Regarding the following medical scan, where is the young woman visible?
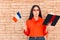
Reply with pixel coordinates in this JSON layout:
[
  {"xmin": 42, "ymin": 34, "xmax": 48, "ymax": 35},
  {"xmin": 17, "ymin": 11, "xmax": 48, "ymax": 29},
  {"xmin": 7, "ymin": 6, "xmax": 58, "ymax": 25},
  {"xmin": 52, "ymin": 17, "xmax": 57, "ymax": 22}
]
[{"xmin": 23, "ymin": 5, "xmax": 48, "ymax": 40}]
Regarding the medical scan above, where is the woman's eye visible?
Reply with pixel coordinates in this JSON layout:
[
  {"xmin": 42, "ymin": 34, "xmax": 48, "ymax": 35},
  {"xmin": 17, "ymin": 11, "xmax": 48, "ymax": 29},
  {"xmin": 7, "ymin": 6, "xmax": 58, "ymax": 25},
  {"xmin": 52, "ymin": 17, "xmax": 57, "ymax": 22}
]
[{"xmin": 33, "ymin": 9, "xmax": 35, "ymax": 11}]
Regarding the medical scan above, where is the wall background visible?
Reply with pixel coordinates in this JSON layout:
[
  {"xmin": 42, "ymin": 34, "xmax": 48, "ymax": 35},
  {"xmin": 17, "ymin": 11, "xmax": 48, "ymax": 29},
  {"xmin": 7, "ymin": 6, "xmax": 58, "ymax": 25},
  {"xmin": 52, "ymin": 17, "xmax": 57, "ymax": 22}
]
[{"xmin": 0, "ymin": 0, "xmax": 60, "ymax": 40}]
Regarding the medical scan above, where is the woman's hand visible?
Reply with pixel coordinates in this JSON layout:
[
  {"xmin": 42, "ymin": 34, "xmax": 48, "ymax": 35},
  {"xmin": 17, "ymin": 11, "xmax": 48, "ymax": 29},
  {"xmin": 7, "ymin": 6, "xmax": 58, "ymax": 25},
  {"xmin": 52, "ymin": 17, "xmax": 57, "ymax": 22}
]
[
  {"xmin": 44, "ymin": 33, "xmax": 48, "ymax": 40},
  {"xmin": 46, "ymin": 24, "xmax": 55, "ymax": 31},
  {"xmin": 23, "ymin": 22, "xmax": 30, "ymax": 36},
  {"xmin": 45, "ymin": 24, "xmax": 55, "ymax": 40},
  {"xmin": 23, "ymin": 22, "xmax": 27, "ymax": 31}
]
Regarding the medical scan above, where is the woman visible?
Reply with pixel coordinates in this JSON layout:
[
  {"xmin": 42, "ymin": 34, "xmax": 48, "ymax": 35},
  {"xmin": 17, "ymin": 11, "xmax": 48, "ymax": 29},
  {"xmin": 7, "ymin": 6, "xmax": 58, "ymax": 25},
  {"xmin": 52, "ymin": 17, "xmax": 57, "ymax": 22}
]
[{"xmin": 23, "ymin": 5, "xmax": 48, "ymax": 40}]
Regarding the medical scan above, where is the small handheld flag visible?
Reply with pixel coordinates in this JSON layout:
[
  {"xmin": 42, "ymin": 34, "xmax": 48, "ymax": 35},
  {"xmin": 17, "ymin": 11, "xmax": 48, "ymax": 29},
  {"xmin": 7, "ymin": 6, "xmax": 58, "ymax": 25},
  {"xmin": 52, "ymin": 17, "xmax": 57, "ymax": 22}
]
[
  {"xmin": 17, "ymin": 11, "xmax": 21, "ymax": 18},
  {"xmin": 12, "ymin": 11, "xmax": 21, "ymax": 22}
]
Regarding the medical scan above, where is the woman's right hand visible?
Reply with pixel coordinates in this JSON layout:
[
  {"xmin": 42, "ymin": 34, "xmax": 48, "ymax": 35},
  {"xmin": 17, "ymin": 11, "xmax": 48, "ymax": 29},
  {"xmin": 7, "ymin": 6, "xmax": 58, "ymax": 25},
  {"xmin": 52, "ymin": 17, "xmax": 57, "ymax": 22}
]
[
  {"xmin": 23, "ymin": 22, "xmax": 27, "ymax": 31},
  {"xmin": 23, "ymin": 22, "xmax": 30, "ymax": 36}
]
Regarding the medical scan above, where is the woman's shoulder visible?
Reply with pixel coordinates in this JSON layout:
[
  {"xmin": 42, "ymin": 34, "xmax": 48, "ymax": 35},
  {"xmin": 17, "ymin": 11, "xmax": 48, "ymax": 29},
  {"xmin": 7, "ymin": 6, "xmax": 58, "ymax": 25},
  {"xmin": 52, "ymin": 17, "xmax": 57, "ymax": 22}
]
[{"xmin": 26, "ymin": 19, "xmax": 31, "ymax": 23}]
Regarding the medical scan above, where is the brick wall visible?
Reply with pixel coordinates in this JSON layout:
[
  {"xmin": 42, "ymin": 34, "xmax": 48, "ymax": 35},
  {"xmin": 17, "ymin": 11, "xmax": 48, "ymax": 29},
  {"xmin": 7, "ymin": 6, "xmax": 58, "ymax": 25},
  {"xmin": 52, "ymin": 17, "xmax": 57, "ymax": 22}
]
[{"xmin": 0, "ymin": 0, "xmax": 60, "ymax": 40}]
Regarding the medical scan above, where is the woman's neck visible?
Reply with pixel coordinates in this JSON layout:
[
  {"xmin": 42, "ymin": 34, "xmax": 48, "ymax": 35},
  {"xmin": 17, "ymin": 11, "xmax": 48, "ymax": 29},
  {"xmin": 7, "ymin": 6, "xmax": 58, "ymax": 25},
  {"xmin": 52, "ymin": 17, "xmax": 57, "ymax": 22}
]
[{"xmin": 34, "ymin": 16, "xmax": 38, "ymax": 21}]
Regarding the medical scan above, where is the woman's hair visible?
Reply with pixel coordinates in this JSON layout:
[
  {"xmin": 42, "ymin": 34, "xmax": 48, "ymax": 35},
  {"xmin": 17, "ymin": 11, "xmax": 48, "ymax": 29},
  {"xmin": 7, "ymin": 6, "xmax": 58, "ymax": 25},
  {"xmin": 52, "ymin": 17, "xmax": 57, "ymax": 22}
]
[{"xmin": 28, "ymin": 5, "xmax": 42, "ymax": 20}]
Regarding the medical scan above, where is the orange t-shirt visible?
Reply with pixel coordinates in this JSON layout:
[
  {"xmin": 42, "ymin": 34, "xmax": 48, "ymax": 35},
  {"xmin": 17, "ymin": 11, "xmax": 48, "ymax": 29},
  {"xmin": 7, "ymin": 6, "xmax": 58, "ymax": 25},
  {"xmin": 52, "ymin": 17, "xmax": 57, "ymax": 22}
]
[{"xmin": 24, "ymin": 17, "xmax": 48, "ymax": 37}]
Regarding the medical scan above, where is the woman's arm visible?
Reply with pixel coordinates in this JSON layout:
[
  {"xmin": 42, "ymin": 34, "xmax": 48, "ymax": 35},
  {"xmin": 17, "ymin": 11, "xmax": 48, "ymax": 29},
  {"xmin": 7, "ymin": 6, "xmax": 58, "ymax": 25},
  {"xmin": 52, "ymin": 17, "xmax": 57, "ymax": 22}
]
[
  {"xmin": 43, "ymin": 25, "xmax": 48, "ymax": 36},
  {"xmin": 43, "ymin": 25, "xmax": 48, "ymax": 39},
  {"xmin": 23, "ymin": 21, "xmax": 30, "ymax": 36}
]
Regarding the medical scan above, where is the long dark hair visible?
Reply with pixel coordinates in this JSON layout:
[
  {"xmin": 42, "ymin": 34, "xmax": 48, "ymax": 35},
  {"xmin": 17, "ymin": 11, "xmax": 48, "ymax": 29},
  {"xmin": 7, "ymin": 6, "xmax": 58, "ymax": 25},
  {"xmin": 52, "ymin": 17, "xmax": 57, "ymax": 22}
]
[{"xmin": 29, "ymin": 5, "xmax": 42, "ymax": 20}]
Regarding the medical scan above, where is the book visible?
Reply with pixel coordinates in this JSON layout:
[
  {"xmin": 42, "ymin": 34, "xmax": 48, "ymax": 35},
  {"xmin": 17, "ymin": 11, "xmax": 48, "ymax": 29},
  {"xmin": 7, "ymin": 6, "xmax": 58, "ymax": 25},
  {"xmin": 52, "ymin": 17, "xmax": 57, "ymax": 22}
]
[{"xmin": 43, "ymin": 14, "xmax": 60, "ymax": 26}]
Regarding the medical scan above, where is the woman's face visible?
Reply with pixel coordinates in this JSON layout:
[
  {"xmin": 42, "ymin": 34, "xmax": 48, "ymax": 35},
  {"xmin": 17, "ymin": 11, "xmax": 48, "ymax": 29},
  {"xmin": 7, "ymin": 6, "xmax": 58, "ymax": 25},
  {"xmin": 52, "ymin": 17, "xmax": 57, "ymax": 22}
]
[{"xmin": 33, "ymin": 7, "xmax": 39, "ymax": 17}]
